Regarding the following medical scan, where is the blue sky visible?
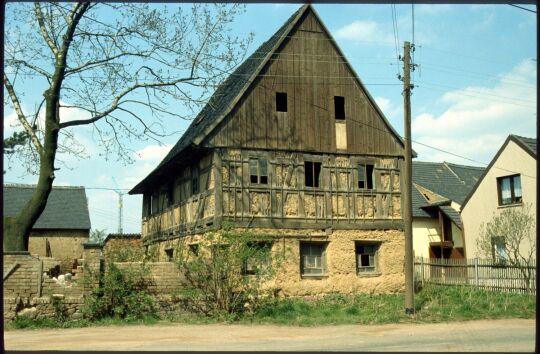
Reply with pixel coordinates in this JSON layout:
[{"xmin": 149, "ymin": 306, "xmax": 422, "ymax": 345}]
[{"xmin": 4, "ymin": 3, "xmax": 537, "ymax": 234}]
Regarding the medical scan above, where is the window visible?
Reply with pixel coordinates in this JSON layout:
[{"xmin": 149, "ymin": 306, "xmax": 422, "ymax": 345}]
[
  {"xmin": 300, "ymin": 242, "xmax": 327, "ymax": 276},
  {"xmin": 166, "ymin": 182, "xmax": 174, "ymax": 207},
  {"xmin": 151, "ymin": 193, "xmax": 159, "ymax": 214},
  {"xmin": 358, "ymin": 163, "xmax": 374, "ymax": 189},
  {"xmin": 497, "ymin": 174, "xmax": 522, "ymax": 205},
  {"xmin": 242, "ymin": 242, "xmax": 272, "ymax": 275},
  {"xmin": 165, "ymin": 248, "xmax": 174, "ymax": 262},
  {"xmin": 491, "ymin": 236, "xmax": 507, "ymax": 264},
  {"xmin": 250, "ymin": 158, "xmax": 268, "ymax": 184},
  {"xmin": 305, "ymin": 161, "xmax": 322, "ymax": 188},
  {"xmin": 191, "ymin": 167, "xmax": 199, "ymax": 195},
  {"xmin": 189, "ymin": 244, "xmax": 199, "ymax": 257},
  {"xmin": 334, "ymin": 96, "xmax": 345, "ymax": 120},
  {"xmin": 276, "ymin": 92, "xmax": 287, "ymax": 112},
  {"xmin": 355, "ymin": 242, "xmax": 380, "ymax": 274}
]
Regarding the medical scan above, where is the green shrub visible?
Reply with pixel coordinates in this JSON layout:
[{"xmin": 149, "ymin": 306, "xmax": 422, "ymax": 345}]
[{"xmin": 81, "ymin": 263, "xmax": 156, "ymax": 321}]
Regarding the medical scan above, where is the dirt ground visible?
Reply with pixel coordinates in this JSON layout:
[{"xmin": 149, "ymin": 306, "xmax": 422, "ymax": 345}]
[{"xmin": 3, "ymin": 318, "xmax": 535, "ymax": 351}]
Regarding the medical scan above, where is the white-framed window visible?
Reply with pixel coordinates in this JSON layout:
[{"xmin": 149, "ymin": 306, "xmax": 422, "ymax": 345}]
[
  {"xmin": 491, "ymin": 236, "xmax": 507, "ymax": 263},
  {"xmin": 300, "ymin": 242, "xmax": 327, "ymax": 276}
]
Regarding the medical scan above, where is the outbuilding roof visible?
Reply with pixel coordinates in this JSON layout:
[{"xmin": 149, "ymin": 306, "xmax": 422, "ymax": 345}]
[
  {"xmin": 412, "ymin": 161, "xmax": 485, "ymax": 218},
  {"xmin": 3, "ymin": 184, "xmax": 91, "ymax": 230}
]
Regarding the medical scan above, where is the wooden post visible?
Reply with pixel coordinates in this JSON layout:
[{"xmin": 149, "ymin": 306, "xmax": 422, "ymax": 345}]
[
  {"xmin": 402, "ymin": 41, "xmax": 414, "ymax": 315},
  {"xmin": 474, "ymin": 258, "xmax": 479, "ymax": 287},
  {"xmin": 420, "ymin": 257, "xmax": 425, "ymax": 287}
]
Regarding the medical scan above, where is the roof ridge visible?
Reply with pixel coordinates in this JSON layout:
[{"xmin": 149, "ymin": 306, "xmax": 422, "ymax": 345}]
[{"xmin": 4, "ymin": 183, "xmax": 86, "ymax": 190}]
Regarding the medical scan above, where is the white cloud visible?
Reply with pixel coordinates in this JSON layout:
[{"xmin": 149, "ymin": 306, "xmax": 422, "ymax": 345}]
[
  {"xmin": 374, "ymin": 96, "xmax": 401, "ymax": 121},
  {"xmin": 135, "ymin": 144, "xmax": 174, "ymax": 162},
  {"xmin": 335, "ymin": 20, "xmax": 394, "ymax": 45},
  {"xmin": 412, "ymin": 60, "xmax": 536, "ymax": 164}
]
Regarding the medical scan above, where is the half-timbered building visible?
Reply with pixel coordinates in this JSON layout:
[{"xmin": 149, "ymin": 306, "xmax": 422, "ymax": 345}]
[{"xmin": 130, "ymin": 4, "xmax": 409, "ymax": 295}]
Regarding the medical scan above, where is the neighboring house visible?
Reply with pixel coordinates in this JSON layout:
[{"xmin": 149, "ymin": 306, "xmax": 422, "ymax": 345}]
[
  {"xmin": 3, "ymin": 184, "xmax": 91, "ymax": 267},
  {"xmin": 461, "ymin": 135, "xmax": 537, "ymax": 260},
  {"xmin": 130, "ymin": 4, "xmax": 411, "ymax": 296},
  {"xmin": 412, "ymin": 161, "xmax": 484, "ymax": 259}
]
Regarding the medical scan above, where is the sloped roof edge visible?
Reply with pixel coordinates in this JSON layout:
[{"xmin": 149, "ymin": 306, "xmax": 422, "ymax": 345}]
[{"xmin": 460, "ymin": 134, "xmax": 536, "ymax": 210}]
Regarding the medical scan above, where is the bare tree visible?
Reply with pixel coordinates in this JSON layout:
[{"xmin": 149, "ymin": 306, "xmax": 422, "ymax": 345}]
[
  {"xmin": 3, "ymin": 3, "xmax": 252, "ymax": 251},
  {"xmin": 476, "ymin": 203, "xmax": 536, "ymax": 291}
]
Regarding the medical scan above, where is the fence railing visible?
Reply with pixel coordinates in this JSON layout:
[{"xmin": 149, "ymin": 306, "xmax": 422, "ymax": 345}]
[{"xmin": 414, "ymin": 257, "xmax": 536, "ymax": 295}]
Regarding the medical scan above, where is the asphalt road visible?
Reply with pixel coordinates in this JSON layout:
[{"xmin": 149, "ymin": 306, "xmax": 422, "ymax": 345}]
[{"xmin": 3, "ymin": 318, "xmax": 535, "ymax": 351}]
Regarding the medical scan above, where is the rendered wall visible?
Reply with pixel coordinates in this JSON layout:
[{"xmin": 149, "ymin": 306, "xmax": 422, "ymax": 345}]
[
  {"xmin": 461, "ymin": 140, "xmax": 537, "ymax": 258},
  {"xmin": 28, "ymin": 229, "xmax": 89, "ymax": 271},
  {"xmin": 412, "ymin": 217, "xmax": 441, "ymax": 258},
  {"xmin": 148, "ymin": 227, "xmax": 405, "ymax": 296}
]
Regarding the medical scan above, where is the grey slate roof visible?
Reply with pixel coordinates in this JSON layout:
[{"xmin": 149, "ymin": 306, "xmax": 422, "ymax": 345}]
[
  {"xmin": 412, "ymin": 161, "xmax": 484, "ymax": 218},
  {"xmin": 512, "ymin": 134, "xmax": 536, "ymax": 156},
  {"xmin": 3, "ymin": 184, "xmax": 91, "ymax": 230},
  {"xmin": 439, "ymin": 206, "xmax": 462, "ymax": 229}
]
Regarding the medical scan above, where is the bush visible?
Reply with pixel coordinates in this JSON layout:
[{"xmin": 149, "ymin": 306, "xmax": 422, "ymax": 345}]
[
  {"xmin": 175, "ymin": 228, "xmax": 283, "ymax": 318},
  {"xmin": 81, "ymin": 262, "xmax": 156, "ymax": 321}
]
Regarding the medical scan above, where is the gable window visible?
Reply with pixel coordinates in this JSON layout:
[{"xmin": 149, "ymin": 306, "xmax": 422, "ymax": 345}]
[
  {"xmin": 355, "ymin": 242, "xmax": 380, "ymax": 274},
  {"xmin": 191, "ymin": 167, "xmax": 200, "ymax": 195},
  {"xmin": 497, "ymin": 174, "xmax": 522, "ymax": 205},
  {"xmin": 300, "ymin": 242, "xmax": 327, "ymax": 276},
  {"xmin": 358, "ymin": 163, "xmax": 374, "ymax": 189},
  {"xmin": 242, "ymin": 242, "xmax": 272, "ymax": 276},
  {"xmin": 166, "ymin": 182, "xmax": 174, "ymax": 207},
  {"xmin": 334, "ymin": 96, "xmax": 345, "ymax": 120},
  {"xmin": 491, "ymin": 236, "xmax": 507, "ymax": 264},
  {"xmin": 250, "ymin": 158, "xmax": 268, "ymax": 184},
  {"xmin": 305, "ymin": 161, "xmax": 322, "ymax": 188},
  {"xmin": 276, "ymin": 92, "xmax": 287, "ymax": 112}
]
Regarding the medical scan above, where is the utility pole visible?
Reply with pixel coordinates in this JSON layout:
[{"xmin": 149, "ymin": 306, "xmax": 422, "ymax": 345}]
[
  {"xmin": 402, "ymin": 41, "xmax": 415, "ymax": 315},
  {"xmin": 112, "ymin": 177, "xmax": 124, "ymax": 235}
]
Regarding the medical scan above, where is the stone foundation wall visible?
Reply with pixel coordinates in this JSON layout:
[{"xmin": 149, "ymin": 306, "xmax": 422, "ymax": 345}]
[{"xmin": 113, "ymin": 261, "xmax": 184, "ymax": 295}]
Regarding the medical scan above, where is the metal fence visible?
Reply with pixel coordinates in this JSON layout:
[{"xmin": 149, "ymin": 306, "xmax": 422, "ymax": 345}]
[{"xmin": 414, "ymin": 257, "xmax": 536, "ymax": 295}]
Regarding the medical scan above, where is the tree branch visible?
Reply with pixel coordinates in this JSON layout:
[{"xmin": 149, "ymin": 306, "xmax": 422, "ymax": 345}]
[
  {"xmin": 58, "ymin": 76, "xmax": 198, "ymax": 129},
  {"xmin": 3, "ymin": 73, "xmax": 44, "ymax": 154},
  {"xmin": 34, "ymin": 3, "xmax": 59, "ymax": 56}
]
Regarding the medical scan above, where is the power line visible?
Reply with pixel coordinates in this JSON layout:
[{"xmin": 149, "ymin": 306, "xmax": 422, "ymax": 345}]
[{"xmin": 509, "ymin": 4, "xmax": 536, "ymax": 13}]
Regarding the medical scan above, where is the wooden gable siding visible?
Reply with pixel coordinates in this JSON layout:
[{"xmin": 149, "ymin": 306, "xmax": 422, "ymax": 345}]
[{"xmin": 205, "ymin": 10, "xmax": 403, "ymax": 156}]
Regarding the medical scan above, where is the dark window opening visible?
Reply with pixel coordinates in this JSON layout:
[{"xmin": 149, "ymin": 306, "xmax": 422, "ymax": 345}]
[
  {"xmin": 276, "ymin": 92, "xmax": 288, "ymax": 112},
  {"xmin": 358, "ymin": 163, "xmax": 374, "ymax": 189},
  {"xmin": 355, "ymin": 242, "xmax": 380, "ymax": 274},
  {"xmin": 151, "ymin": 193, "xmax": 159, "ymax": 215},
  {"xmin": 189, "ymin": 244, "xmax": 199, "ymax": 257},
  {"xmin": 334, "ymin": 96, "xmax": 345, "ymax": 120},
  {"xmin": 191, "ymin": 167, "xmax": 199, "ymax": 195},
  {"xmin": 250, "ymin": 159, "xmax": 268, "ymax": 184},
  {"xmin": 165, "ymin": 248, "xmax": 174, "ymax": 262},
  {"xmin": 497, "ymin": 174, "xmax": 522, "ymax": 205},
  {"xmin": 305, "ymin": 161, "xmax": 322, "ymax": 188},
  {"xmin": 167, "ymin": 182, "xmax": 174, "ymax": 207}
]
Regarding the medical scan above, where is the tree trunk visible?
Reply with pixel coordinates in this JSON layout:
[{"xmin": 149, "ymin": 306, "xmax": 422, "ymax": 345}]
[{"xmin": 3, "ymin": 106, "xmax": 58, "ymax": 252}]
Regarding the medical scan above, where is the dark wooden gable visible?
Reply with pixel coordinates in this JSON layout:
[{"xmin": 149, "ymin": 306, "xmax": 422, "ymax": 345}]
[{"xmin": 205, "ymin": 7, "xmax": 405, "ymax": 156}]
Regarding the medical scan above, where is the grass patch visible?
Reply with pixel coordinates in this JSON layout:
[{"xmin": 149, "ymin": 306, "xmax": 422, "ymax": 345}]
[{"xmin": 6, "ymin": 284, "xmax": 535, "ymax": 329}]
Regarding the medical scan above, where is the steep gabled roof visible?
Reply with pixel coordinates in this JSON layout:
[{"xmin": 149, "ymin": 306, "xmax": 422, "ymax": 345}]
[
  {"xmin": 460, "ymin": 134, "xmax": 536, "ymax": 210},
  {"xmin": 512, "ymin": 134, "xmax": 536, "ymax": 157},
  {"xmin": 3, "ymin": 184, "xmax": 91, "ymax": 231},
  {"xmin": 412, "ymin": 161, "xmax": 484, "ymax": 218},
  {"xmin": 130, "ymin": 4, "xmax": 409, "ymax": 194}
]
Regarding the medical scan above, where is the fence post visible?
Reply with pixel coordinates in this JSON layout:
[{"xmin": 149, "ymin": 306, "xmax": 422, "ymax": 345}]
[
  {"xmin": 421, "ymin": 257, "xmax": 425, "ymax": 287},
  {"xmin": 474, "ymin": 258, "xmax": 479, "ymax": 287}
]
